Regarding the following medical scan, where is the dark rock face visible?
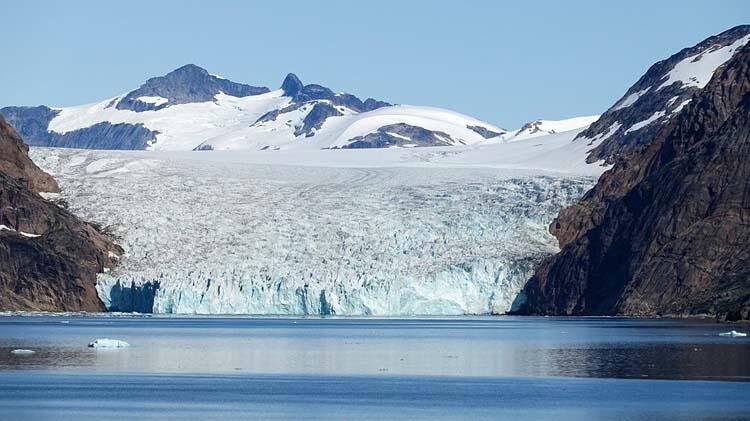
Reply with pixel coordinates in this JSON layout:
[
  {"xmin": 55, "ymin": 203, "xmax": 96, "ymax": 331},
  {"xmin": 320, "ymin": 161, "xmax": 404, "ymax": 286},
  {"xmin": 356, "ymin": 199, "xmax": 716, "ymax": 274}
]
[
  {"xmin": 294, "ymin": 103, "xmax": 343, "ymax": 137},
  {"xmin": 0, "ymin": 106, "xmax": 59, "ymax": 145},
  {"xmin": 192, "ymin": 143, "xmax": 214, "ymax": 151},
  {"xmin": 0, "ymin": 117, "xmax": 122, "ymax": 311},
  {"xmin": 283, "ymin": 74, "xmax": 391, "ymax": 113},
  {"xmin": 340, "ymin": 123, "xmax": 460, "ymax": 148},
  {"xmin": 1, "ymin": 105, "xmax": 158, "ymax": 150},
  {"xmin": 281, "ymin": 73, "xmax": 304, "ymax": 97},
  {"xmin": 522, "ymin": 44, "xmax": 750, "ymax": 321},
  {"xmin": 116, "ymin": 64, "xmax": 270, "ymax": 112},
  {"xmin": 247, "ymin": 74, "xmax": 393, "ymax": 143},
  {"xmin": 515, "ymin": 120, "xmax": 555, "ymax": 137},
  {"xmin": 579, "ymin": 25, "xmax": 750, "ymax": 164},
  {"xmin": 292, "ymin": 84, "xmax": 336, "ymax": 103},
  {"xmin": 252, "ymin": 103, "xmax": 301, "ymax": 126},
  {"xmin": 331, "ymin": 93, "xmax": 391, "ymax": 113},
  {"xmin": 45, "ymin": 122, "xmax": 158, "ymax": 149},
  {"xmin": 0, "ymin": 115, "xmax": 58, "ymax": 193},
  {"xmin": 363, "ymin": 98, "xmax": 391, "ymax": 112},
  {"xmin": 467, "ymin": 124, "xmax": 506, "ymax": 139}
]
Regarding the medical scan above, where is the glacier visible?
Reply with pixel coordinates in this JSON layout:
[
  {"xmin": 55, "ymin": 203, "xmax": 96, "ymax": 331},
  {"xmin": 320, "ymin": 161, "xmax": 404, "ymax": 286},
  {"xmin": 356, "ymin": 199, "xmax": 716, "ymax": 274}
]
[{"xmin": 30, "ymin": 133, "xmax": 602, "ymax": 315}]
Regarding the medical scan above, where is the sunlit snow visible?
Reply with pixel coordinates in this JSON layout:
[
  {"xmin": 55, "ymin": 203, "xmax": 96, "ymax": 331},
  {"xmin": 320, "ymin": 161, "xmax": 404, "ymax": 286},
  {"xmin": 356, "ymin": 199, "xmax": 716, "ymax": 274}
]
[
  {"xmin": 612, "ymin": 88, "xmax": 651, "ymax": 111},
  {"xmin": 625, "ymin": 111, "xmax": 666, "ymax": 134},
  {"xmin": 46, "ymin": 91, "xmax": 506, "ymax": 151},
  {"xmin": 135, "ymin": 96, "xmax": 169, "ymax": 106},
  {"xmin": 658, "ymin": 34, "xmax": 750, "ymax": 91}
]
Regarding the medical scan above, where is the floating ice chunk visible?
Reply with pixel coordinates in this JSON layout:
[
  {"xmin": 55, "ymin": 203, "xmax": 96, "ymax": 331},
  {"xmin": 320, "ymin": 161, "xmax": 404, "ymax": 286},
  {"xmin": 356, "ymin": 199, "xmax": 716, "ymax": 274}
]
[
  {"xmin": 88, "ymin": 338, "xmax": 130, "ymax": 348},
  {"xmin": 10, "ymin": 349, "xmax": 35, "ymax": 355},
  {"xmin": 718, "ymin": 330, "xmax": 747, "ymax": 337}
]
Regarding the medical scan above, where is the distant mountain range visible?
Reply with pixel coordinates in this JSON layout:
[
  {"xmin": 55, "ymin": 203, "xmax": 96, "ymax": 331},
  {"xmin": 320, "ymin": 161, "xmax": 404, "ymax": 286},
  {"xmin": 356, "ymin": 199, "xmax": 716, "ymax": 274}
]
[{"xmin": 1, "ymin": 65, "xmax": 518, "ymax": 151}]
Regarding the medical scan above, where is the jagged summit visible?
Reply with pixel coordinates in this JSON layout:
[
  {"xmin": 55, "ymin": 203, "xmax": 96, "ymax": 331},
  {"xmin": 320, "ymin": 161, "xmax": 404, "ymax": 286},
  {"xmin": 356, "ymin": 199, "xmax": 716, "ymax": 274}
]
[
  {"xmin": 115, "ymin": 64, "xmax": 270, "ymax": 112},
  {"xmin": 2, "ymin": 65, "xmax": 505, "ymax": 151},
  {"xmin": 166, "ymin": 63, "xmax": 210, "ymax": 77},
  {"xmin": 281, "ymin": 73, "xmax": 304, "ymax": 96}
]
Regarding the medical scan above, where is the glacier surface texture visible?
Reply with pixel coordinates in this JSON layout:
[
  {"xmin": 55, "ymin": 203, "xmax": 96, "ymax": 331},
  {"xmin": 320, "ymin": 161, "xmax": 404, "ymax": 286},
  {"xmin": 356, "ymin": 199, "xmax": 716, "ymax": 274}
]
[{"xmin": 31, "ymin": 147, "xmax": 596, "ymax": 315}]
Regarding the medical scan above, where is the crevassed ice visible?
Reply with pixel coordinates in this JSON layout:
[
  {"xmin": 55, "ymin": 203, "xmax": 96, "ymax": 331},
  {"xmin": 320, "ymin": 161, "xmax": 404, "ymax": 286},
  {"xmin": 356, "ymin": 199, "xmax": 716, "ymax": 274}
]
[{"xmin": 30, "ymin": 148, "xmax": 595, "ymax": 315}]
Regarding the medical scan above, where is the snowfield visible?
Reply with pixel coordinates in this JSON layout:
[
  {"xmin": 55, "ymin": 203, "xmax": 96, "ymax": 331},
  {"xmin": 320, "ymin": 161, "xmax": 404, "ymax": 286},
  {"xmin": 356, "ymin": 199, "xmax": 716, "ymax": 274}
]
[{"xmin": 30, "ymin": 127, "xmax": 605, "ymax": 315}]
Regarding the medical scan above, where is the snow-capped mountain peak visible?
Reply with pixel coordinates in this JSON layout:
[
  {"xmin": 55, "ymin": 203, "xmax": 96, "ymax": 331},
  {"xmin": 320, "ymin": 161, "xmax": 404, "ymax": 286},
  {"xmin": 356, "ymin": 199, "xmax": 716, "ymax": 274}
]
[
  {"xmin": 280, "ymin": 73, "xmax": 304, "ymax": 96},
  {"xmin": 577, "ymin": 25, "xmax": 750, "ymax": 163},
  {"xmin": 1, "ymin": 65, "xmax": 509, "ymax": 151},
  {"xmin": 116, "ymin": 64, "xmax": 270, "ymax": 112}
]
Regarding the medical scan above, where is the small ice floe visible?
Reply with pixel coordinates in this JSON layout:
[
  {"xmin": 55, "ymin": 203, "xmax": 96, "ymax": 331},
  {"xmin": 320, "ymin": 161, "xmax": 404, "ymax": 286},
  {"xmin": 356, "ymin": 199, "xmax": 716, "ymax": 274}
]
[
  {"xmin": 718, "ymin": 330, "xmax": 747, "ymax": 337},
  {"xmin": 88, "ymin": 338, "xmax": 130, "ymax": 348},
  {"xmin": 11, "ymin": 349, "xmax": 35, "ymax": 355}
]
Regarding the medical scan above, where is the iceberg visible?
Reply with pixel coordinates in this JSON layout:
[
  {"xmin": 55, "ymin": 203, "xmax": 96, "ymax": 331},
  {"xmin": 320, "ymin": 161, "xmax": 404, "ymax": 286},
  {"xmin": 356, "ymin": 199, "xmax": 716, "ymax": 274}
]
[
  {"xmin": 10, "ymin": 349, "xmax": 35, "ymax": 355},
  {"xmin": 88, "ymin": 338, "xmax": 130, "ymax": 348},
  {"xmin": 718, "ymin": 330, "xmax": 747, "ymax": 337}
]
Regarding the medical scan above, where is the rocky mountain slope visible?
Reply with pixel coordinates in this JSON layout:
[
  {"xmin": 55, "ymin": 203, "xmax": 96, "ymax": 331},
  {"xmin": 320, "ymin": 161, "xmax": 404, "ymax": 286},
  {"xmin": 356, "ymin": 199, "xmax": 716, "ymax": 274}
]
[
  {"xmin": 0, "ymin": 116, "xmax": 58, "ymax": 193},
  {"xmin": 0, "ymin": 115, "xmax": 122, "ymax": 311},
  {"xmin": 1, "ymin": 65, "xmax": 507, "ymax": 151},
  {"xmin": 577, "ymin": 25, "xmax": 750, "ymax": 164},
  {"xmin": 522, "ymin": 38, "xmax": 750, "ymax": 320}
]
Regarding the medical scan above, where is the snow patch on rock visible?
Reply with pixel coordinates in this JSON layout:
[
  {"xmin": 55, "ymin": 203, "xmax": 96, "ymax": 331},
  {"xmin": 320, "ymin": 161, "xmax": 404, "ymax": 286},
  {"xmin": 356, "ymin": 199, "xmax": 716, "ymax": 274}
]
[
  {"xmin": 658, "ymin": 34, "xmax": 750, "ymax": 91},
  {"xmin": 136, "ymin": 96, "xmax": 168, "ymax": 106},
  {"xmin": 613, "ymin": 88, "xmax": 651, "ymax": 111},
  {"xmin": 625, "ymin": 111, "xmax": 667, "ymax": 134}
]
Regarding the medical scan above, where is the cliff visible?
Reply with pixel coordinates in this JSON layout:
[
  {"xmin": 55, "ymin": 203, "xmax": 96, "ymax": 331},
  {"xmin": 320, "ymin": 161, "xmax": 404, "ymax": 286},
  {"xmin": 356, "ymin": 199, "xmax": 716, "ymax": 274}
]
[
  {"xmin": 523, "ymin": 44, "xmax": 750, "ymax": 321},
  {"xmin": 0, "ymin": 116, "xmax": 122, "ymax": 311}
]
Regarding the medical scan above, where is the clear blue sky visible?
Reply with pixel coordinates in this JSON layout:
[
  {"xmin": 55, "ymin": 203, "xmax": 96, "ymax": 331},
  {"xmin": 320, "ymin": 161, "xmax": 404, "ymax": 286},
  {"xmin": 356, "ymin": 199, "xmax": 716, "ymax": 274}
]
[{"xmin": 1, "ymin": 1, "xmax": 748, "ymax": 128}]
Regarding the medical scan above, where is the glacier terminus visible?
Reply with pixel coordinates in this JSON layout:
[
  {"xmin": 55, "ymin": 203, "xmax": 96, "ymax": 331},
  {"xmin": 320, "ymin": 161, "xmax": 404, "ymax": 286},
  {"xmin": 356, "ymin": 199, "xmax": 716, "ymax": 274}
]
[{"xmin": 31, "ymin": 128, "xmax": 603, "ymax": 315}]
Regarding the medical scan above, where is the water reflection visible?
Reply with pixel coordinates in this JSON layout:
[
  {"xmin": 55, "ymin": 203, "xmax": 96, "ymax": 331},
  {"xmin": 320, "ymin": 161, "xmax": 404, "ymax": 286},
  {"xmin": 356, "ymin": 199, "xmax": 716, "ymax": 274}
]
[{"xmin": 0, "ymin": 316, "xmax": 748, "ymax": 381}]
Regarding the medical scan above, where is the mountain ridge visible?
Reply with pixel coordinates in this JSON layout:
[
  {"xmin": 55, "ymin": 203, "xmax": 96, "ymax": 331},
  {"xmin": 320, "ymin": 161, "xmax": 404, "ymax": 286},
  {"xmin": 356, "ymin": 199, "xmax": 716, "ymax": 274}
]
[
  {"xmin": 577, "ymin": 25, "xmax": 750, "ymax": 164},
  {"xmin": 521, "ymin": 37, "xmax": 750, "ymax": 320},
  {"xmin": 1, "ymin": 65, "xmax": 510, "ymax": 151}
]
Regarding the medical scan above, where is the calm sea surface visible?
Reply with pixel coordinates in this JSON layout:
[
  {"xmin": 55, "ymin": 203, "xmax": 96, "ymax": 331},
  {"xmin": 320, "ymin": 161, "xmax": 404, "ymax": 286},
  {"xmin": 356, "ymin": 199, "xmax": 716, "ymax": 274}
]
[{"xmin": 0, "ymin": 315, "xmax": 748, "ymax": 420}]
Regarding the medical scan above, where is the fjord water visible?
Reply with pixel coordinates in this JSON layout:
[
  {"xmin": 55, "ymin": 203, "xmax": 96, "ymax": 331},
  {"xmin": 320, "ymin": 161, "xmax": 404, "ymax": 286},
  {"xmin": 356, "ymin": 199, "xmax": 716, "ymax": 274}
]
[{"xmin": 0, "ymin": 316, "xmax": 748, "ymax": 420}]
